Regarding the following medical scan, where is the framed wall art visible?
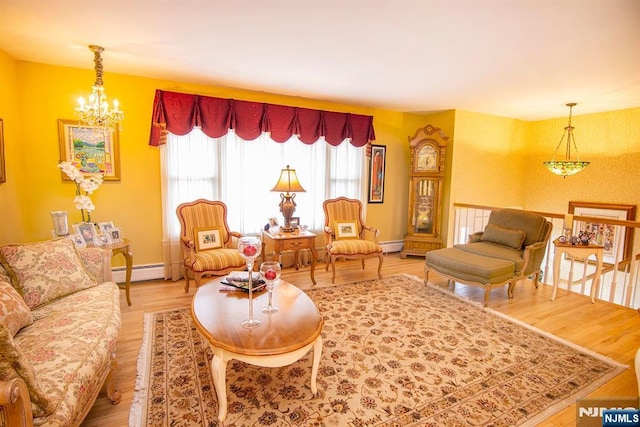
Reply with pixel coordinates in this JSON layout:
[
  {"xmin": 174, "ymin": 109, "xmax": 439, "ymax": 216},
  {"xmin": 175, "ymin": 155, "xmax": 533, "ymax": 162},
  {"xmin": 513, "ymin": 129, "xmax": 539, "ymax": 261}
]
[
  {"xmin": 194, "ymin": 227, "xmax": 223, "ymax": 251},
  {"xmin": 58, "ymin": 119, "xmax": 120, "ymax": 181},
  {"xmin": 569, "ymin": 201, "xmax": 636, "ymax": 264},
  {"xmin": 368, "ymin": 144, "xmax": 386, "ymax": 203},
  {"xmin": 0, "ymin": 118, "xmax": 5, "ymax": 183}
]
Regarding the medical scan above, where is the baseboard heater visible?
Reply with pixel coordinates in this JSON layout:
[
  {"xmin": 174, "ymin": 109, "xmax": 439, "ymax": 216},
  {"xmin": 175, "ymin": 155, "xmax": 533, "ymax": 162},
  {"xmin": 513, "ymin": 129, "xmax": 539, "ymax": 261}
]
[
  {"xmin": 112, "ymin": 263, "xmax": 164, "ymax": 283},
  {"xmin": 111, "ymin": 241, "xmax": 404, "ymax": 283}
]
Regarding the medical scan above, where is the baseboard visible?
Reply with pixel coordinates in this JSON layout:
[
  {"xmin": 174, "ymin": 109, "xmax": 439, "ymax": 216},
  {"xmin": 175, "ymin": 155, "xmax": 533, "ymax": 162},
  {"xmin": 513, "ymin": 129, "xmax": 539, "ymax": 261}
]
[
  {"xmin": 112, "ymin": 242, "xmax": 404, "ymax": 283},
  {"xmin": 380, "ymin": 240, "xmax": 403, "ymax": 254},
  {"xmin": 112, "ymin": 263, "xmax": 164, "ymax": 283}
]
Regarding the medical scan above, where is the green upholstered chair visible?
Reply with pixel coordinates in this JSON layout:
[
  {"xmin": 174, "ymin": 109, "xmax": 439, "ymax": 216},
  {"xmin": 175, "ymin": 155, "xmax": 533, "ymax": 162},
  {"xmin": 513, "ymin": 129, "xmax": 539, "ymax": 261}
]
[
  {"xmin": 323, "ymin": 197, "xmax": 384, "ymax": 283},
  {"xmin": 176, "ymin": 199, "xmax": 246, "ymax": 292}
]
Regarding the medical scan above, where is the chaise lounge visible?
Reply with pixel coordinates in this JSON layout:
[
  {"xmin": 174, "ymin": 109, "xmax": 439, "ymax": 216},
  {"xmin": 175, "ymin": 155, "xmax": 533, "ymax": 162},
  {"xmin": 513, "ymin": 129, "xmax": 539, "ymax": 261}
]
[{"xmin": 424, "ymin": 208, "xmax": 552, "ymax": 306}]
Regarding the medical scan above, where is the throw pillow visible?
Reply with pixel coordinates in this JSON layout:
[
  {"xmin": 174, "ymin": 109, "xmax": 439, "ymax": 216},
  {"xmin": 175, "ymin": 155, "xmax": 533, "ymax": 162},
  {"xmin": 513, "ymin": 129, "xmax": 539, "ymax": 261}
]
[
  {"xmin": 0, "ymin": 322, "xmax": 55, "ymax": 418},
  {"xmin": 333, "ymin": 221, "xmax": 359, "ymax": 240},
  {"xmin": 0, "ymin": 239, "xmax": 98, "ymax": 310},
  {"xmin": 481, "ymin": 224, "xmax": 526, "ymax": 250},
  {"xmin": 0, "ymin": 280, "xmax": 33, "ymax": 336}
]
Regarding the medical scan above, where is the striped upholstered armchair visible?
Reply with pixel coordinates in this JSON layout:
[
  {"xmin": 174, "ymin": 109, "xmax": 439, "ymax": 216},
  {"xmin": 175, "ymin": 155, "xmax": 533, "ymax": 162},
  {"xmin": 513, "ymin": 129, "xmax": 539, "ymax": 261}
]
[
  {"xmin": 323, "ymin": 197, "xmax": 384, "ymax": 283},
  {"xmin": 176, "ymin": 199, "xmax": 247, "ymax": 292}
]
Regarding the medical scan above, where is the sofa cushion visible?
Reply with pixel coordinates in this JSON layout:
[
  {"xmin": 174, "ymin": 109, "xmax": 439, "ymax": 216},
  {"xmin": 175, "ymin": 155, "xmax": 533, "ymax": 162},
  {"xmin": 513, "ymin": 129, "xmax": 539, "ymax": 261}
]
[
  {"xmin": 0, "ymin": 279, "xmax": 33, "ymax": 336},
  {"xmin": 16, "ymin": 282, "xmax": 121, "ymax": 426},
  {"xmin": 328, "ymin": 239, "xmax": 383, "ymax": 255},
  {"xmin": 454, "ymin": 242, "xmax": 525, "ymax": 274},
  {"xmin": 0, "ymin": 322, "xmax": 55, "ymax": 418},
  {"xmin": 0, "ymin": 239, "xmax": 97, "ymax": 309},
  {"xmin": 481, "ymin": 224, "xmax": 526, "ymax": 249},
  {"xmin": 425, "ymin": 248, "xmax": 515, "ymax": 285},
  {"xmin": 0, "ymin": 264, "xmax": 11, "ymax": 283},
  {"xmin": 487, "ymin": 208, "xmax": 546, "ymax": 247}
]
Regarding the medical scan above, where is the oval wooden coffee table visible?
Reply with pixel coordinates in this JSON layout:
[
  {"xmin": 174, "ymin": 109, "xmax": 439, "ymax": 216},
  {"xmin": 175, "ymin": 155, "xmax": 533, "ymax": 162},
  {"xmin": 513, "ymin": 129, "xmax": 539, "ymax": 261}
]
[{"xmin": 191, "ymin": 278, "xmax": 324, "ymax": 423}]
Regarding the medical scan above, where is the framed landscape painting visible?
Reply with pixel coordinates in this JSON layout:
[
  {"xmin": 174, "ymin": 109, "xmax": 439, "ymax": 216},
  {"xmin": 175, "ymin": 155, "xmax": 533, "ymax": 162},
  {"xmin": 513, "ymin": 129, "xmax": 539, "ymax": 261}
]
[
  {"xmin": 58, "ymin": 119, "xmax": 120, "ymax": 181},
  {"xmin": 569, "ymin": 201, "xmax": 636, "ymax": 264}
]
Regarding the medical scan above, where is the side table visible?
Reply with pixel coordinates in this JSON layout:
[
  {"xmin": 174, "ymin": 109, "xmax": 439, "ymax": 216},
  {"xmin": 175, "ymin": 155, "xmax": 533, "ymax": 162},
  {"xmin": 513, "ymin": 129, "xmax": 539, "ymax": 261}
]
[
  {"xmin": 551, "ymin": 239, "xmax": 603, "ymax": 303},
  {"xmin": 105, "ymin": 238, "xmax": 133, "ymax": 306},
  {"xmin": 261, "ymin": 231, "xmax": 317, "ymax": 285}
]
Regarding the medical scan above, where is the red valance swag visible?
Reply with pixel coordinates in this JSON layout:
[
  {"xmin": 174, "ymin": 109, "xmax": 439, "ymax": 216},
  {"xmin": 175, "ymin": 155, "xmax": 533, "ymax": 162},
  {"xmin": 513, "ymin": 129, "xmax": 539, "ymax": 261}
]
[{"xmin": 148, "ymin": 90, "xmax": 376, "ymax": 149}]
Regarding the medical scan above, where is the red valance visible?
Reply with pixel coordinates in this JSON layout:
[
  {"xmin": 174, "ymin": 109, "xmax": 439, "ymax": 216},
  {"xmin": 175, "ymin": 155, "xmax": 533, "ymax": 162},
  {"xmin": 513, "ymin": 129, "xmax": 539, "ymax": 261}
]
[{"xmin": 148, "ymin": 90, "xmax": 376, "ymax": 148}]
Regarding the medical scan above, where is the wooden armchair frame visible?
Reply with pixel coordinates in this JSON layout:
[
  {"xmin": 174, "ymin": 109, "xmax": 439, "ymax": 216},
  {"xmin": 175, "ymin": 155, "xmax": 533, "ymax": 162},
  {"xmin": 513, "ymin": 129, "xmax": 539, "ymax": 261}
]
[
  {"xmin": 323, "ymin": 197, "xmax": 384, "ymax": 283},
  {"xmin": 176, "ymin": 199, "xmax": 246, "ymax": 292}
]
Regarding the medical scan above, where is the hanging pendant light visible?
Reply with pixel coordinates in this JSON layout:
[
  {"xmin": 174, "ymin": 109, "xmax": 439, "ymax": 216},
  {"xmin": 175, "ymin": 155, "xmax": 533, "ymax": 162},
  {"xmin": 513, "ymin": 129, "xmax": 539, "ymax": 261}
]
[
  {"xmin": 543, "ymin": 103, "xmax": 589, "ymax": 177},
  {"xmin": 75, "ymin": 45, "xmax": 124, "ymax": 128}
]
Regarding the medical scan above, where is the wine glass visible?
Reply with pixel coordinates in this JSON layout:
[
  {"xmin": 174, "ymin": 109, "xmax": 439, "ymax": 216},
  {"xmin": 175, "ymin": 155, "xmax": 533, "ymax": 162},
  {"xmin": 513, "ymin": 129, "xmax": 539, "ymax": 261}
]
[
  {"xmin": 260, "ymin": 261, "xmax": 281, "ymax": 314},
  {"xmin": 237, "ymin": 235, "xmax": 262, "ymax": 329}
]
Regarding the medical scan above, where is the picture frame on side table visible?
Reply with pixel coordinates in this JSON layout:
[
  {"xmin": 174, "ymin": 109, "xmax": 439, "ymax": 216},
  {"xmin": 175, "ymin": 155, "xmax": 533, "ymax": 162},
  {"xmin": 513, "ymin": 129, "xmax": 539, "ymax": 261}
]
[
  {"xmin": 368, "ymin": 144, "xmax": 386, "ymax": 203},
  {"xmin": 94, "ymin": 233, "xmax": 113, "ymax": 247},
  {"xmin": 0, "ymin": 118, "xmax": 5, "ymax": 183},
  {"xmin": 98, "ymin": 221, "xmax": 115, "ymax": 235},
  {"xmin": 569, "ymin": 201, "xmax": 636, "ymax": 264},
  {"xmin": 110, "ymin": 227, "xmax": 123, "ymax": 243},
  {"xmin": 290, "ymin": 217, "xmax": 300, "ymax": 228},
  {"xmin": 194, "ymin": 227, "xmax": 223, "ymax": 251},
  {"xmin": 67, "ymin": 233, "xmax": 87, "ymax": 248},
  {"xmin": 58, "ymin": 119, "xmax": 121, "ymax": 181},
  {"xmin": 74, "ymin": 223, "xmax": 97, "ymax": 245}
]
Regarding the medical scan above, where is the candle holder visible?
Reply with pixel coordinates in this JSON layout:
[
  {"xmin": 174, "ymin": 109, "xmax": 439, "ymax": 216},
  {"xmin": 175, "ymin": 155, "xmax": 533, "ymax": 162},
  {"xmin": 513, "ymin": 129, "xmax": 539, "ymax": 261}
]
[
  {"xmin": 237, "ymin": 236, "xmax": 262, "ymax": 329},
  {"xmin": 50, "ymin": 211, "xmax": 69, "ymax": 237}
]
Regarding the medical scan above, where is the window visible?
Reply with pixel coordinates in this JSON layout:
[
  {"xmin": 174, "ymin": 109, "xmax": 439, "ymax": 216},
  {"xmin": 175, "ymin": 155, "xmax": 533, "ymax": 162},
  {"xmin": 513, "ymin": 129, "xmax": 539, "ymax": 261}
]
[{"xmin": 161, "ymin": 128, "xmax": 366, "ymax": 237}]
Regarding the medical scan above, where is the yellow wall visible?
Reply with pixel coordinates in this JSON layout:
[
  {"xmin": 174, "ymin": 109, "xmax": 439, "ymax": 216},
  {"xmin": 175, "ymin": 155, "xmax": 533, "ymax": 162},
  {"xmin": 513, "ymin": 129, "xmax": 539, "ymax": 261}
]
[
  {"xmin": 2, "ymin": 48, "xmax": 639, "ymax": 267},
  {"xmin": 1, "ymin": 52, "xmax": 414, "ymax": 265}
]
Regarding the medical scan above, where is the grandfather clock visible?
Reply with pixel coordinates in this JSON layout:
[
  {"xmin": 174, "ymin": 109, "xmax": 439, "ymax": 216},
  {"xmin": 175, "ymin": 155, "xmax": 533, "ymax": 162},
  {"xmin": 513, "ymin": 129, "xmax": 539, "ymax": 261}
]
[{"xmin": 400, "ymin": 124, "xmax": 449, "ymax": 258}]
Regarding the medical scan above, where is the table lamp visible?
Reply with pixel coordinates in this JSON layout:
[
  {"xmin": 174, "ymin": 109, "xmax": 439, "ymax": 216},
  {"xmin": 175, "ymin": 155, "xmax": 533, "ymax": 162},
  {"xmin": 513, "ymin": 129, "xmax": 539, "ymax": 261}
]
[{"xmin": 271, "ymin": 165, "xmax": 305, "ymax": 232}]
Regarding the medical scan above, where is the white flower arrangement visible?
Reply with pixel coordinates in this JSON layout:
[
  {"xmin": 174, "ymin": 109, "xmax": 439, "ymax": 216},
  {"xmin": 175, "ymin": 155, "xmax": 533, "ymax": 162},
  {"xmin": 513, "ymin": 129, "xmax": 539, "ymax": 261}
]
[{"xmin": 57, "ymin": 161, "xmax": 103, "ymax": 223}]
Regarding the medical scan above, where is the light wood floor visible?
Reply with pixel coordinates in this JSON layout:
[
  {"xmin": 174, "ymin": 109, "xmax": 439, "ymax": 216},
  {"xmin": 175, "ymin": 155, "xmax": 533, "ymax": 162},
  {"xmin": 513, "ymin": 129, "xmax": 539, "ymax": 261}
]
[{"xmin": 82, "ymin": 253, "xmax": 640, "ymax": 426}]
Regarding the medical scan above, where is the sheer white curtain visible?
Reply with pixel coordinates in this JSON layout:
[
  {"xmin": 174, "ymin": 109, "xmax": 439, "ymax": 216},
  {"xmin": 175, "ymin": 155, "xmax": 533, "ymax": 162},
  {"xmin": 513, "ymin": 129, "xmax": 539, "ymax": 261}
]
[{"xmin": 160, "ymin": 128, "xmax": 366, "ymax": 280}]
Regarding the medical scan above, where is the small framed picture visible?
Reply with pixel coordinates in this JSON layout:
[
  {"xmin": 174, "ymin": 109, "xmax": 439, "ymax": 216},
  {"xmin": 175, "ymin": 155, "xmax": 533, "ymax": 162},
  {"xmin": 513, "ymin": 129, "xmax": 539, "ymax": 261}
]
[
  {"xmin": 74, "ymin": 223, "xmax": 97, "ymax": 244},
  {"xmin": 98, "ymin": 221, "xmax": 115, "ymax": 234},
  {"xmin": 290, "ymin": 217, "xmax": 300, "ymax": 227},
  {"xmin": 194, "ymin": 227, "xmax": 223, "ymax": 251},
  {"xmin": 268, "ymin": 217, "xmax": 279, "ymax": 227},
  {"xmin": 335, "ymin": 221, "xmax": 358, "ymax": 240},
  {"xmin": 110, "ymin": 227, "xmax": 123, "ymax": 243},
  {"xmin": 67, "ymin": 233, "xmax": 87, "ymax": 248},
  {"xmin": 93, "ymin": 233, "xmax": 113, "ymax": 246}
]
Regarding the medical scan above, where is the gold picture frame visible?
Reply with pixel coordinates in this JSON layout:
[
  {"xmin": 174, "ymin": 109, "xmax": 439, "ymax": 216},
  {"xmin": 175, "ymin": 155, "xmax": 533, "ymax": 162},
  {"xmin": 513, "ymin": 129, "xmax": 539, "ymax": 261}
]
[
  {"xmin": 194, "ymin": 227, "xmax": 223, "ymax": 251},
  {"xmin": 335, "ymin": 221, "xmax": 358, "ymax": 240},
  {"xmin": 58, "ymin": 119, "xmax": 120, "ymax": 181}
]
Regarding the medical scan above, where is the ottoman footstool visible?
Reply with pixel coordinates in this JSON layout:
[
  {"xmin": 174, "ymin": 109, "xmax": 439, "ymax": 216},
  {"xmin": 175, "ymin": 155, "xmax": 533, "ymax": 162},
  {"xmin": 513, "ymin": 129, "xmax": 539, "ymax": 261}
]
[{"xmin": 425, "ymin": 248, "xmax": 516, "ymax": 306}]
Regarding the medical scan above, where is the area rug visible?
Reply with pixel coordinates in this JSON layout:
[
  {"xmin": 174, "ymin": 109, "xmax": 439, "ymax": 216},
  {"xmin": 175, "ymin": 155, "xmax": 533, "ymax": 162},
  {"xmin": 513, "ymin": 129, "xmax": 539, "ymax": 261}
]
[{"xmin": 129, "ymin": 274, "xmax": 626, "ymax": 426}]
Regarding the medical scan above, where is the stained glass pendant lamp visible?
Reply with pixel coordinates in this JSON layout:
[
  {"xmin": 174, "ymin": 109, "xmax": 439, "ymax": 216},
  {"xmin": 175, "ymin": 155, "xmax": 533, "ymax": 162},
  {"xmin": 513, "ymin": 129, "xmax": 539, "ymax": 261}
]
[{"xmin": 543, "ymin": 103, "xmax": 590, "ymax": 177}]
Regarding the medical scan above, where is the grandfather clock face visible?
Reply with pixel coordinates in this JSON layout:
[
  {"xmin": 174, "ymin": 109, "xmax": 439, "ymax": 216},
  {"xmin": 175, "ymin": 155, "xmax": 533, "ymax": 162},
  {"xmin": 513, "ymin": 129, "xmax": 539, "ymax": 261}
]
[{"xmin": 416, "ymin": 144, "xmax": 437, "ymax": 172}]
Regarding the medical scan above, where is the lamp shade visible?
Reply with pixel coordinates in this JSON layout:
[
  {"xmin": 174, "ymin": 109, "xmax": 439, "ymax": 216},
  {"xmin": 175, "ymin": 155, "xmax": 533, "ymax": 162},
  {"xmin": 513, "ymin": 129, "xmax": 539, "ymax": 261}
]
[{"xmin": 271, "ymin": 165, "xmax": 306, "ymax": 193}]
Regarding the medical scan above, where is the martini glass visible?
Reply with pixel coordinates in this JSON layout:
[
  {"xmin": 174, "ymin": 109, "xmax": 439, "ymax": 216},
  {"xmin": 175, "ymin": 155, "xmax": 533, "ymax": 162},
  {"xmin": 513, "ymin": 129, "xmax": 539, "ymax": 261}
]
[
  {"xmin": 260, "ymin": 261, "xmax": 281, "ymax": 314},
  {"xmin": 237, "ymin": 235, "xmax": 262, "ymax": 329}
]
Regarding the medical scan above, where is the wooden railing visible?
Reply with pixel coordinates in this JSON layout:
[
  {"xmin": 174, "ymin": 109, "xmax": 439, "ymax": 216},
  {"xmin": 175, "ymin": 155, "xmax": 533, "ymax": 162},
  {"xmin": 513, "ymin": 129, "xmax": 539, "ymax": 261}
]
[{"xmin": 452, "ymin": 203, "xmax": 640, "ymax": 310}]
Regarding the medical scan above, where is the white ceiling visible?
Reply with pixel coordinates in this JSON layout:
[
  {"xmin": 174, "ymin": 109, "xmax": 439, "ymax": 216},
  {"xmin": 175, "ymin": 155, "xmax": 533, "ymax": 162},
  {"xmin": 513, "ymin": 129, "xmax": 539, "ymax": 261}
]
[{"xmin": 1, "ymin": 0, "xmax": 639, "ymax": 121}]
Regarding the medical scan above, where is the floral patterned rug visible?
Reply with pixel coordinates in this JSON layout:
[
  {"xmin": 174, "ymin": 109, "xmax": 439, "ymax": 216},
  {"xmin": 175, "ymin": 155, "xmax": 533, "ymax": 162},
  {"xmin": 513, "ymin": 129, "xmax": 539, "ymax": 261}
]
[{"xmin": 129, "ymin": 274, "xmax": 625, "ymax": 426}]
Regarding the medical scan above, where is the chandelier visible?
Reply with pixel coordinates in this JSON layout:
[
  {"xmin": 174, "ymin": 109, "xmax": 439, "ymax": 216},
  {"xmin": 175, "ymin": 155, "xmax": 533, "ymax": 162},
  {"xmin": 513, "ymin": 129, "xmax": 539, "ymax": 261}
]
[
  {"xmin": 75, "ymin": 45, "xmax": 123, "ymax": 128},
  {"xmin": 543, "ymin": 102, "xmax": 589, "ymax": 177}
]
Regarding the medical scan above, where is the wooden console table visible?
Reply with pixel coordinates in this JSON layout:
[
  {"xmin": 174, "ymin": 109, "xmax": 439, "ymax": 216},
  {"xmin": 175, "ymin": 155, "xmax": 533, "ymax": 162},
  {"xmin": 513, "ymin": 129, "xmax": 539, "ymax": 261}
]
[
  {"xmin": 105, "ymin": 238, "xmax": 133, "ymax": 306},
  {"xmin": 551, "ymin": 239, "xmax": 603, "ymax": 303},
  {"xmin": 261, "ymin": 231, "xmax": 317, "ymax": 285}
]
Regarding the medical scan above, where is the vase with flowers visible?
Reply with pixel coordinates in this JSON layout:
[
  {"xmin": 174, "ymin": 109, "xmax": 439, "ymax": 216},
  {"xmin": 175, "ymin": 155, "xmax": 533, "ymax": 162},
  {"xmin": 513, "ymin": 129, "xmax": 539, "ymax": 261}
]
[{"xmin": 57, "ymin": 161, "xmax": 103, "ymax": 223}]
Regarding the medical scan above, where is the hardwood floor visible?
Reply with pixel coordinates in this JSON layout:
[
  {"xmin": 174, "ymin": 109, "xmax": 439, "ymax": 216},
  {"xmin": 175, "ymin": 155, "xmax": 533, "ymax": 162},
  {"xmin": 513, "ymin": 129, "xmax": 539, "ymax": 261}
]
[{"xmin": 82, "ymin": 253, "xmax": 640, "ymax": 426}]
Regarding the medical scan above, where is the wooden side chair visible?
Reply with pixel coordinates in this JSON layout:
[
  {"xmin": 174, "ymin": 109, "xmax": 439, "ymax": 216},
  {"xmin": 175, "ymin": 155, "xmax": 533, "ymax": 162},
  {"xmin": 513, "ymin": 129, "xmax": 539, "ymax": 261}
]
[
  {"xmin": 323, "ymin": 197, "xmax": 384, "ymax": 283},
  {"xmin": 176, "ymin": 199, "xmax": 246, "ymax": 292}
]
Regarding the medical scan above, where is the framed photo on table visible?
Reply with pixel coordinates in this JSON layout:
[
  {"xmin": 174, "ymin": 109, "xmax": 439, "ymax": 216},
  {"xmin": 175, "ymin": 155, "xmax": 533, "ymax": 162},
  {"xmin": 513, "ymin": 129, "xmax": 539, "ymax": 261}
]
[
  {"xmin": 58, "ymin": 119, "xmax": 120, "ymax": 181},
  {"xmin": 74, "ymin": 223, "xmax": 97, "ymax": 245},
  {"xmin": 569, "ymin": 201, "xmax": 636, "ymax": 264}
]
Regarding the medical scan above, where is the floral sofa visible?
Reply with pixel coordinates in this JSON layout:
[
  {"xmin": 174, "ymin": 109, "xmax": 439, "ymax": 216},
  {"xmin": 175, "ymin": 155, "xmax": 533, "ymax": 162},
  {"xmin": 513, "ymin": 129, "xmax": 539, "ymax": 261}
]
[{"xmin": 0, "ymin": 238, "xmax": 121, "ymax": 426}]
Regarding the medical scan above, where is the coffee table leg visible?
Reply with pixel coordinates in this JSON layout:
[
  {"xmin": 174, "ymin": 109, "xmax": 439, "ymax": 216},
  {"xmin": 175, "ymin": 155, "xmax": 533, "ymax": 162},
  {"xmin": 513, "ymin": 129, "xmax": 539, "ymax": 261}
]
[
  {"xmin": 211, "ymin": 352, "xmax": 229, "ymax": 422},
  {"xmin": 310, "ymin": 336, "xmax": 323, "ymax": 395}
]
